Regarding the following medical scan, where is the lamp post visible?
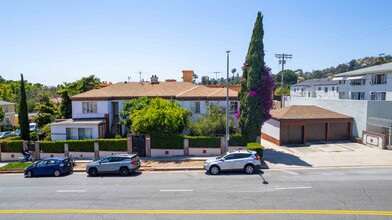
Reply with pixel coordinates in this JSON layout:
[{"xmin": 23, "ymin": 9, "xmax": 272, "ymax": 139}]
[{"xmin": 226, "ymin": 50, "xmax": 230, "ymax": 152}]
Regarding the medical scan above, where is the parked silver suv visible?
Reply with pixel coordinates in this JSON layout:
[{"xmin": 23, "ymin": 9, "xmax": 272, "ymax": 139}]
[
  {"xmin": 204, "ymin": 150, "xmax": 261, "ymax": 175},
  {"xmin": 86, "ymin": 154, "xmax": 141, "ymax": 176}
]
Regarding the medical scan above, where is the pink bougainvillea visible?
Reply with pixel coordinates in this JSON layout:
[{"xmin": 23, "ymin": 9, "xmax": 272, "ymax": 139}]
[
  {"xmin": 248, "ymin": 90, "xmax": 257, "ymax": 96},
  {"xmin": 235, "ymin": 109, "xmax": 241, "ymax": 119}
]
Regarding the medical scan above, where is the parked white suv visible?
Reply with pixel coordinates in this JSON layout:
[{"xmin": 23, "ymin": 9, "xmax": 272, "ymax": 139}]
[{"xmin": 204, "ymin": 150, "xmax": 261, "ymax": 175}]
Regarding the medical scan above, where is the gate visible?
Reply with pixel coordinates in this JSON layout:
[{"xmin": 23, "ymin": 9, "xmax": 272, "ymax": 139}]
[{"xmin": 132, "ymin": 134, "xmax": 146, "ymax": 157}]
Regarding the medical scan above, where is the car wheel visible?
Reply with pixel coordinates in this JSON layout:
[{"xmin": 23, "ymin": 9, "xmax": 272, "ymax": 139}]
[
  {"xmin": 53, "ymin": 169, "xmax": 61, "ymax": 177},
  {"xmin": 88, "ymin": 168, "xmax": 98, "ymax": 176},
  {"xmin": 244, "ymin": 164, "xmax": 255, "ymax": 174},
  {"xmin": 26, "ymin": 171, "xmax": 33, "ymax": 178},
  {"xmin": 120, "ymin": 167, "xmax": 130, "ymax": 176},
  {"xmin": 209, "ymin": 165, "xmax": 220, "ymax": 175}
]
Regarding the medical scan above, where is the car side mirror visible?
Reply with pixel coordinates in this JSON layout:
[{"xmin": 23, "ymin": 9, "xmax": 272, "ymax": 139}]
[{"xmin": 220, "ymin": 158, "xmax": 225, "ymax": 161}]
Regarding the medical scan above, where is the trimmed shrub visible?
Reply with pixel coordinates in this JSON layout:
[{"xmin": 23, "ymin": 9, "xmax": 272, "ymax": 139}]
[
  {"xmin": 229, "ymin": 133, "xmax": 248, "ymax": 146},
  {"xmin": 186, "ymin": 136, "xmax": 220, "ymax": 148},
  {"xmin": 40, "ymin": 141, "xmax": 65, "ymax": 153},
  {"xmin": 151, "ymin": 135, "xmax": 184, "ymax": 149},
  {"xmin": 0, "ymin": 140, "xmax": 24, "ymax": 152},
  {"xmin": 6, "ymin": 136, "xmax": 22, "ymax": 140},
  {"xmin": 246, "ymin": 142, "xmax": 263, "ymax": 158},
  {"xmin": 99, "ymin": 139, "xmax": 127, "ymax": 151},
  {"xmin": 30, "ymin": 131, "xmax": 38, "ymax": 141},
  {"xmin": 67, "ymin": 140, "xmax": 95, "ymax": 152}
]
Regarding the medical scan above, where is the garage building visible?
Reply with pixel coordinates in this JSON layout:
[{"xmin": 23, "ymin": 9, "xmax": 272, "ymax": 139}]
[{"xmin": 261, "ymin": 105, "xmax": 353, "ymax": 145}]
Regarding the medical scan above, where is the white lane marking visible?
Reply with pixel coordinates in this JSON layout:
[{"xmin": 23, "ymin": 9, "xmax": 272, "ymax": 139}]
[
  {"xmin": 281, "ymin": 170, "xmax": 299, "ymax": 175},
  {"xmin": 275, "ymin": 186, "xmax": 312, "ymax": 190},
  {"xmin": 56, "ymin": 190, "xmax": 87, "ymax": 193},
  {"xmin": 159, "ymin": 189, "xmax": 194, "ymax": 192}
]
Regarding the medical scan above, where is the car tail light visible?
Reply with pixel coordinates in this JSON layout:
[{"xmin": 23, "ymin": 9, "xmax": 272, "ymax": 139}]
[
  {"xmin": 254, "ymin": 156, "xmax": 260, "ymax": 161},
  {"xmin": 59, "ymin": 163, "xmax": 65, "ymax": 168},
  {"xmin": 131, "ymin": 159, "xmax": 137, "ymax": 165}
]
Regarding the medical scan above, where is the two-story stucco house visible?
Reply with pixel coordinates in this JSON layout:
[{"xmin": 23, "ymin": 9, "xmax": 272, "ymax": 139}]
[
  {"xmin": 290, "ymin": 78, "xmax": 339, "ymax": 99},
  {"xmin": 0, "ymin": 101, "xmax": 17, "ymax": 127},
  {"xmin": 333, "ymin": 62, "xmax": 392, "ymax": 100},
  {"xmin": 50, "ymin": 74, "xmax": 239, "ymax": 141}
]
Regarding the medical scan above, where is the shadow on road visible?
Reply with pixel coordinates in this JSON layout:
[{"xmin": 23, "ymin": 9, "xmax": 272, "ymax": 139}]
[
  {"xmin": 262, "ymin": 148, "xmax": 312, "ymax": 168},
  {"xmin": 87, "ymin": 171, "xmax": 143, "ymax": 178},
  {"xmin": 204, "ymin": 170, "xmax": 264, "ymax": 176}
]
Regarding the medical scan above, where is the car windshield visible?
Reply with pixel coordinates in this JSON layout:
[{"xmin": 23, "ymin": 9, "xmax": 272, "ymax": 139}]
[{"xmin": 216, "ymin": 154, "xmax": 227, "ymax": 159}]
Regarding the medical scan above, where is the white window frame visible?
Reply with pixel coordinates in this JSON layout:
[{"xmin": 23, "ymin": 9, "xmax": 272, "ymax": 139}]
[
  {"xmin": 82, "ymin": 102, "xmax": 97, "ymax": 114},
  {"xmin": 190, "ymin": 102, "xmax": 201, "ymax": 114}
]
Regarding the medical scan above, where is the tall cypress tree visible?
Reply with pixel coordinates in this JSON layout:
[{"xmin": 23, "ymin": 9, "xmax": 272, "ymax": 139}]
[
  {"xmin": 238, "ymin": 12, "xmax": 274, "ymax": 142},
  {"xmin": 19, "ymin": 74, "xmax": 30, "ymax": 141}
]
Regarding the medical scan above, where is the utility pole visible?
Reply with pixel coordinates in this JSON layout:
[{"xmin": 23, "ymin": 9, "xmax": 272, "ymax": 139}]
[
  {"xmin": 275, "ymin": 53, "xmax": 292, "ymax": 108},
  {"xmin": 225, "ymin": 51, "xmax": 230, "ymax": 153},
  {"xmin": 212, "ymin": 71, "xmax": 221, "ymax": 80}
]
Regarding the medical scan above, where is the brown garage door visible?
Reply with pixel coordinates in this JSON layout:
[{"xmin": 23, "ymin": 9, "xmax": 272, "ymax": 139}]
[
  {"xmin": 281, "ymin": 126, "xmax": 303, "ymax": 145},
  {"xmin": 306, "ymin": 123, "xmax": 327, "ymax": 142},
  {"xmin": 329, "ymin": 122, "xmax": 350, "ymax": 141}
]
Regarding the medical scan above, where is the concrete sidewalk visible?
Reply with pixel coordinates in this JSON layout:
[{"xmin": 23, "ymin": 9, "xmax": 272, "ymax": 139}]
[{"xmin": 261, "ymin": 139, "xmax": 392, "ymax": 169}]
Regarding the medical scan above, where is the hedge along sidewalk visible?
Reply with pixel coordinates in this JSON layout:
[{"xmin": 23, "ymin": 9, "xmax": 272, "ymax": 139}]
[
  {"xmin": 150, "ymin": 134, "xmax": 248, "ymax": 149},
  {"xmin": 0, "ymin": 139, "xmax": 129, "ymax": 161}
]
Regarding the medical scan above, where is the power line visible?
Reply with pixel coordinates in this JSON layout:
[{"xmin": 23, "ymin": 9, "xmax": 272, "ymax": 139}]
[{"xmin": 275, "ymin": 53, "xmax": 292, "ymax": 108}]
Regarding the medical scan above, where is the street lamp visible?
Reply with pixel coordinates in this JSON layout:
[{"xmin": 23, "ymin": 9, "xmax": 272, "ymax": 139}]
[{"xmin": 226, "ymin": 50, "xmax": 230, "ymax": 153}]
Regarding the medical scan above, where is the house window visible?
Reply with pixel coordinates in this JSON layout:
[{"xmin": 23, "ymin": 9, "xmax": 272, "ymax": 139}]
[
  {"xmin": 339, "ymin": 80, "xmax": 346, "ymax": 84},
  {"xmin": 66, "ymin": 128, "xmax": 93, "ymax": 140},
  {"xmin": 318, "ymin": 87, "xmax": 321, "ymax": 91},
  {"xmin": 66, "ymin": 128, "xmax": 78, "ymax": 140},
  {"xmin": 371, "ymin": 74, "xmax": 387, "ymax": 85},
  {"xmin": 332, "ymin": 87, "xmax": 334, "ymax": 91},
  {"xmin": 3, "ymin": 106, "xmax": 8, "ymax": 113},
  {"xmin": 339, "ymin": 92, "xmax": 345, "ymax": 99},
  {"xmin": 190, "ymin": 102, "xmax": 200, "ymax": 114},
  {"xmin": 4, "ymin": 117, "xmax": 10, "ymax": 125},
  {"xmin": 324, "ymin": 87, "xmax": 328, "ymax": 92},
  {"xmin": 82, "ymin": 102, "xmax": 97, "ymax": 113},
  {"xmin": 336, "ymin": 87, "xmax": 339, "ymax": 92},
  {"xmin": 371, "ymin": 92, "xmax": 386, "ymax": 101},
  {"xmin": 78, "ymin": 128, "xmax": 93, "ymax": 140},
  {"xmin": 350, "ymin": 79, "xmax": 365, "ymax": 86},
  {"xmin": 230, "ymin": 101, "xmax": 238, "ymax": 114},
  {"xmin": 351, "ymin": 92, "xmax": 365, "ymax": 100},
  {"xmin": 301, "ymin": 88, "xmax": 304, "ymax": 92},
  {"xmin": 308, "ymin": 92, "xmax": 310, "ymax": 97}
]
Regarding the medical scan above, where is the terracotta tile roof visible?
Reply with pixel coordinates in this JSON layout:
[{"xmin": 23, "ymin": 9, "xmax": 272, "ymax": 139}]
[
  {"xmin": 270, "ymin": 105, "xmax": 352, "ymax": 120},
  {"xmin": 72, "ymin": 82, "xmax": 238, "ymax": 101}
]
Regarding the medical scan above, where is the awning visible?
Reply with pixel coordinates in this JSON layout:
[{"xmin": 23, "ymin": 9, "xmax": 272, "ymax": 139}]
[
  {"xmin": 346, "ymin": 76, "xmax": 366, "ymax": 80},
  {"xmin": 332, "ymin": 77, "xmax": 345, "ymax": 81}
]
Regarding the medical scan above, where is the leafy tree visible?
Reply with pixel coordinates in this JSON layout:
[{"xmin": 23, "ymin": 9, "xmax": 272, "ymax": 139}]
[
  {"xmin": 130, "ymin": 98, "xmax": 191, "ymax": 136},
  {"xmin": 57, "ymin": 75, "xmax": 100, "ymax": 118},
  {"xmin": 238, "ymin": 12, "xmax": 274, "ymax": 142},
  {"xmin": 188, "ymin": 104, "xmax": 233, "ymax": 136},
  {"xmin": 18, "ymin": 74, "xmax": 29, "ymax": 141},
  {"xmin": 274, "ymin": 86, "xmax": 290, "ymax": 97},
  {"xmin": 120, "ymin": 97, "xmax": 150, "ymax": 129},
  {"xmin": 34, "ymin": 92, "xmax": 60, "ymax": 127},
  {"xmin": 274, "ymin": 69, "xmax": 298, "ymax": 88},
  {"xmin": 0, "ymin": 107, "xmax": 4, "ymax": 123}
]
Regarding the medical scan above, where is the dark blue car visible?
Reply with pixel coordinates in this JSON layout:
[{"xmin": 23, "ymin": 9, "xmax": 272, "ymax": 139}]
[{"xmin": 24, "ymin": 157, "xmax": 73, "ymax": 178}]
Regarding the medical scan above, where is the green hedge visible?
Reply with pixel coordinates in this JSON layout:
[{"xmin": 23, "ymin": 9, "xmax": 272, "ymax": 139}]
[
  {"xmin": 0, "ymin": 140, "xmax": 24, "ymax": 152},
  {"xmin": 246, "ymin": 142, "xmax": 263, "ymax": 158},
  {"xmin": 229, "ymin": 134, "xmax": 248, "ymax": 146},
  {"xmin": 67, "ymin": 140, "xmax": 95, "ymax": 152},
  {"xmin": 151, "ymin": 135, "xmax": 184, "ymax": 149},
  {"xmin": 40, "ymin": 141, "xmax": 65, "ymax": 153},
  {"xmin": 186, "ymin": 136, "xmax": 220, "ymax": 148},
  {"xmin": 98, "ymin": 139, "xmax": 127, "ymax": 151}
]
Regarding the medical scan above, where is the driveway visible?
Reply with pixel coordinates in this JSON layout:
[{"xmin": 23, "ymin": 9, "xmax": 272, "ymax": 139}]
[{"xmin": 261, "ymin": 139, "xmax": 392, "ymax": 169}]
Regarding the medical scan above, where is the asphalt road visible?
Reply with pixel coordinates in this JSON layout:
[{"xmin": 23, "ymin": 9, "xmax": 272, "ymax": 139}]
[{"xmin": 1, "ymin": 167, "xmax": 392, "ymax": 219}]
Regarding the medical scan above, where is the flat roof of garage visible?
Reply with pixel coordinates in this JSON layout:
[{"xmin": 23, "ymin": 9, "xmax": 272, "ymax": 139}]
[{"xmin": 271, "ymin": 105, "xmax": 352, "ymax": 120}]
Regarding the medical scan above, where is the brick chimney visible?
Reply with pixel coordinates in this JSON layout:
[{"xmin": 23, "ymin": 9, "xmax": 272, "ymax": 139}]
[{"xmin": 182, "ymin": 70, "xmax": 194, "ymax": 83}]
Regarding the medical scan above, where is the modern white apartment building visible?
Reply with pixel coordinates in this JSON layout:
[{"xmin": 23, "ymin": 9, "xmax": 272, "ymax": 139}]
[
  {"xmin": 333, "ymin": 62, "xmax": 392, "ymax": 100},
  {"xmin": 290, "ymin": 78, "xmax": 339, "ymax": 99}
]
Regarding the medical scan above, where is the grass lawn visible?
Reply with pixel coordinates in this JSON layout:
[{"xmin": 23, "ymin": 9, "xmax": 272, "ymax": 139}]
[{"xmin": 0, "ymin": 162, "xmax": 33, "ymax": 170}]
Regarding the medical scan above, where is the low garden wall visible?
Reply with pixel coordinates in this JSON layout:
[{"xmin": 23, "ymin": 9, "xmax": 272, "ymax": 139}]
[{"xmin": 0, "ymin": 134, "xmax": 262, "ymax": 161}]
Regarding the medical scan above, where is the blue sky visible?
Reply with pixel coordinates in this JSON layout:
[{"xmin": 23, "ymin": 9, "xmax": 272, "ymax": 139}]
[{"xmin": 1, "ymin": 0, "xmax": 391, "ymax": 86}]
